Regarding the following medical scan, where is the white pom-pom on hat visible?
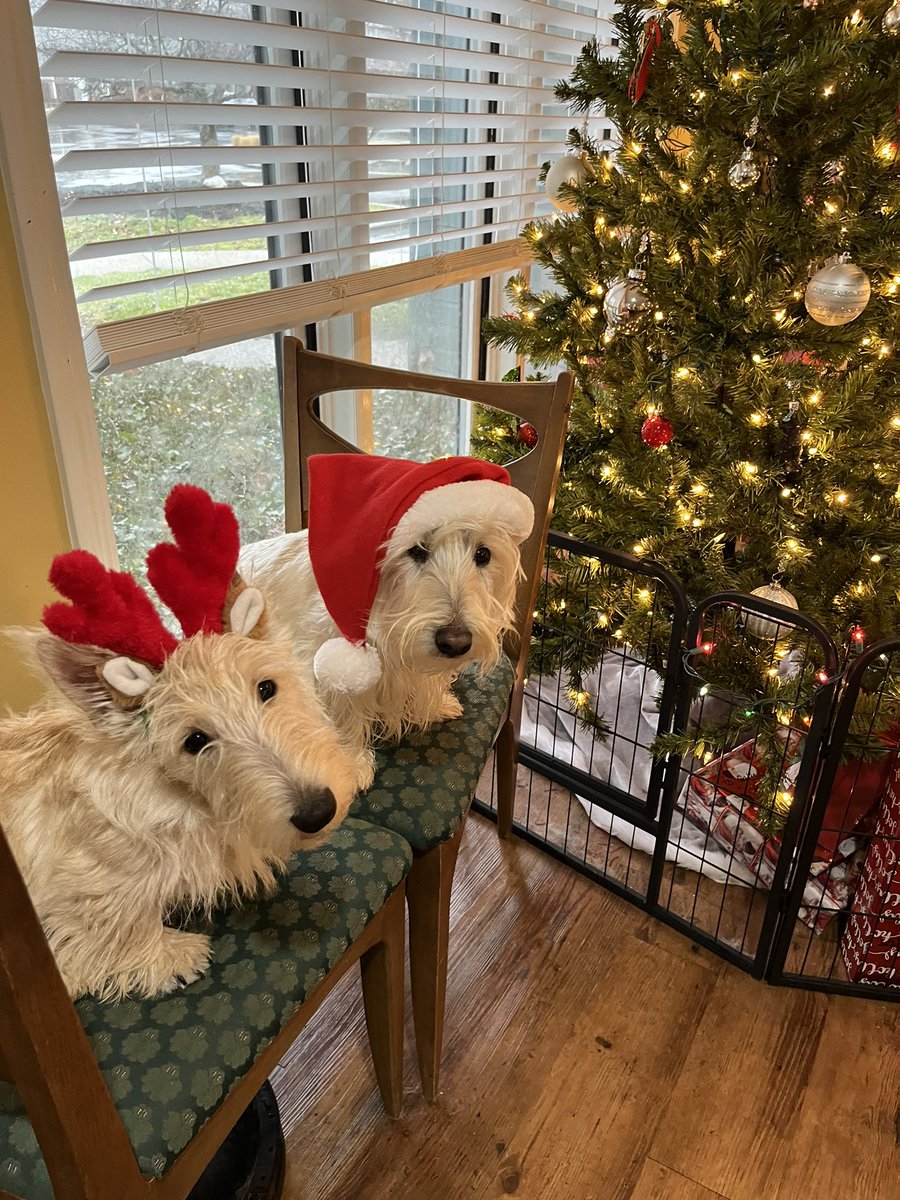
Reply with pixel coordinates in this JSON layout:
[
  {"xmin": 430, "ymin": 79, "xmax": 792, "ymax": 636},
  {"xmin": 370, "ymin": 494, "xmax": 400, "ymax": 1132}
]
[{"xmin": 313, "ymin": 637, "xmax": 383, "ymax": 693}]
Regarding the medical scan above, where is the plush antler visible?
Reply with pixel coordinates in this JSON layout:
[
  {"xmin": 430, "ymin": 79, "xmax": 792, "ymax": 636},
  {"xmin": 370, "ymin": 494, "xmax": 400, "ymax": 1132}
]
[
  {"xmin": 43, "ymin": 549, "xmax": 179, "ymax": 669},
  {"xmin": 146, "ymin": 484, "xmax": 241, "ymax": 639}
]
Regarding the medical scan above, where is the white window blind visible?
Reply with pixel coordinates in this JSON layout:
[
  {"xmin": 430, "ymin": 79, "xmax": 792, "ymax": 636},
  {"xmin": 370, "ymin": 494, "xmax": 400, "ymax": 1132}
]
[{"xmin": 31, "ymin": 0, "xmax": 616, "ymax": 370}]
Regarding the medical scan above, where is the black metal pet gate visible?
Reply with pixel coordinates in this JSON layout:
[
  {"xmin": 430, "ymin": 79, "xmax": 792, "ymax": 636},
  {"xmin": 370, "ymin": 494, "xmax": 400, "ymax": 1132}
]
[{"xmin": 474, "ymin": 532, "xmax": 900, "ymax": 1002}]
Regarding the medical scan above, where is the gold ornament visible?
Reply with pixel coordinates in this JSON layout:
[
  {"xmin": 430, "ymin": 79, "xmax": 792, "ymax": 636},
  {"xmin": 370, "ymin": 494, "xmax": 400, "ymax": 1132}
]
[
  {"xmin": 804, "ymin": 254, "xmax": 871, "ymax": 326},
  {"xmin": 745, "ymin": 584, "xmax": 800, "ymax": 639},
  {"xmin": 884, "ymin": 2, "xmax": 900, "ymax": 35},
  {"xmin": 544, "ymin": 154, "xmax": 590, "ymax": 212},
  {"xmin": 669, "ymin": 10, "xmax": 721, "ymax": 53},
  {"xmin": 660, "ymin": 126, "xmax": 693, "ymax": 159}
]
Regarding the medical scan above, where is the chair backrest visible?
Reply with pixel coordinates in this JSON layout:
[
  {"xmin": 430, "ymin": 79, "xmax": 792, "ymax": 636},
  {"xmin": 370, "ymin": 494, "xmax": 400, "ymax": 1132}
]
[
  {"xmin": 0, "ymin": 822, "xmax": 143, "ymax": 1200},
  {"xmin": 280, "ymin": 337, "xmax": 573, "ymax": 690}
]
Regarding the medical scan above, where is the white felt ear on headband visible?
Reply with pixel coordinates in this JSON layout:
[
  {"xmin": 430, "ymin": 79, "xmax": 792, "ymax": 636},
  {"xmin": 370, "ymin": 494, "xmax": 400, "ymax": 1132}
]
[
  {"xmin": 229, "ymin": 587, "xmax": 265, "ymax": 636},
  {"xmin": 102, "ymin": 657, "xmax": 155, "ymax": 697}
]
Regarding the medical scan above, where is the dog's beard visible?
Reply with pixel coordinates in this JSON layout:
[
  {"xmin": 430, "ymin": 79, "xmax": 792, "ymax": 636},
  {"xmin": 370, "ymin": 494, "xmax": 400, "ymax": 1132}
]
[{"xmin": 368, "ymin": 522, "xmax": 521, "ymax": 675}]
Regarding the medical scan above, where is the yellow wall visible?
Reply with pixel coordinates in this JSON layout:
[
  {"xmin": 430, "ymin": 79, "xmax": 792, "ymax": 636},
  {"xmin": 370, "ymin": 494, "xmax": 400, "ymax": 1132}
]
[{"xmin": 0, "ymin": 177, "xmax": 71, "ymax": 712}]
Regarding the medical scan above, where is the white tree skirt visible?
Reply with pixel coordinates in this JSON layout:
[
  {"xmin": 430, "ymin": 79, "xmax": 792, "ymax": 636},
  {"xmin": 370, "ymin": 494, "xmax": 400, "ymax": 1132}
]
[{"xmin": 519, "ymin": 652, "xmax": 757, "ymax": 888}]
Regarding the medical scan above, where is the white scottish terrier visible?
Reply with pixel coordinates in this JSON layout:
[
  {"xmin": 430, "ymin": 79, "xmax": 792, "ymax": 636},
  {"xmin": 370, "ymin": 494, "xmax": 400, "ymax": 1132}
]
[
  {"xmin": 240, "ymin": 455, "xmax": 534, "ymax": 784},
  {"xmin": 0, "ymin": 487, "xmax": 360, "ymax": 1000}
]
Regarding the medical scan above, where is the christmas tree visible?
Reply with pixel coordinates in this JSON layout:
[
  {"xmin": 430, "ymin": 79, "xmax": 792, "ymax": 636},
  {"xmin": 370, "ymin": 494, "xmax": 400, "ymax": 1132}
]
[{"xmin": 481, "ymin": 1, "xmax": 900, "ymax": 821}]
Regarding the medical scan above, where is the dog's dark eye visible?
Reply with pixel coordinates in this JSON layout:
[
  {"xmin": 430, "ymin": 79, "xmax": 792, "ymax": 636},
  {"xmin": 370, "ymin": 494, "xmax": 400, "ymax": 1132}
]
[
  {"xmin": 474, "ymin": 546, "xmax": 491, "ymax": 567},
  {"xmin": 408, "ymin": 544, "xmax": 429, "ymax": 563},
  {"xmin": 257, "ymin": 679, "xmax": 277, "ymax": 703},
  {"xmin": 183, "ymin": 730, "xmax": 212, "ymax": 756}
]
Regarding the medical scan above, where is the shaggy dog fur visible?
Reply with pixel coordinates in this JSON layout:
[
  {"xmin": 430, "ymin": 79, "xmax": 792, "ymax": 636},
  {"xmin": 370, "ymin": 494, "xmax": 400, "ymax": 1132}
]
[
  {"xmin": 0, "ymin": 626, "xmax": 361, "ymax": 1000},
  {"xmin": 240, "ymin": 516, "xmax": 522, "ymax": 782}
]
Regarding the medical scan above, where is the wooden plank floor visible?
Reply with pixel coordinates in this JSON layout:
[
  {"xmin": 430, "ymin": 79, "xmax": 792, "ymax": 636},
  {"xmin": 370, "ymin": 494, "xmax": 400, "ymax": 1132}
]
[
  {"xmin": 272, "ymin": 813, "xmax": 899, "ymax": 1200},
  {"xmin": 477, "ymin": 759, "xmax": 854, "ymax": 981}
]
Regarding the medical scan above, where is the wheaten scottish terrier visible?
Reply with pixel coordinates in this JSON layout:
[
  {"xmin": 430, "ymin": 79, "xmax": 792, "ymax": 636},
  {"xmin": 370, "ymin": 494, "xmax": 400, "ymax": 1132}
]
[
  {"xmin": 0, "ymin": 488, "xmax": 360, "ymax": 1000},
  {"xmin": 240, "ymin": 456, "xmax": 534, "ymax": 782}
]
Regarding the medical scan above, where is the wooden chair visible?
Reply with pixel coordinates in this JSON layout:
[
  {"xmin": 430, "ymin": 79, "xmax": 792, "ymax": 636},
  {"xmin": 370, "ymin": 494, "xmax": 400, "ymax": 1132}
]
[
  {"xmin": 0, "ymin": 816, "xmax": 411, "ymax": 1200},
  {"xmin": 280, "ymin": 338, "xmax": 573, "ymax": 1099}
]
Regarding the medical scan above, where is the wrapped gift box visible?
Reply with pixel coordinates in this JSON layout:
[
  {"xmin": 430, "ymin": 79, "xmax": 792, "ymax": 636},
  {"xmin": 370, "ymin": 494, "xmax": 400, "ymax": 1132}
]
[
  {"xmin": 684, "ymin": 734, "xmax": 884, "ymax": 932},
  {"xmin": 841, "ymin": 758, "xmax": 900, "ymax": 987}
]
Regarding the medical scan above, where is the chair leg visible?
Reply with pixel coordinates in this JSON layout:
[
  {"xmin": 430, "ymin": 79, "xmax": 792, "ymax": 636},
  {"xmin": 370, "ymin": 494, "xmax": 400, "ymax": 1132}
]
[
  {"xmin": 495, "ymin": 717, "xmax": 517, "ymax": 839},
  {"xmin": 359, "ymin": 884, "xmax": 406, "ymax": 1119},
  {"xmin": 406, "ymin": 821, "xmax": 465, "ymax": 1103}
]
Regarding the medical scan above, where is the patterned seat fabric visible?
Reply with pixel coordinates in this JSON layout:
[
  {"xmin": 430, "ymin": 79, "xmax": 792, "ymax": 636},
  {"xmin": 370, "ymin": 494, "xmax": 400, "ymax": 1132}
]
[
  {"xmin": 350, "ymin": 657, "xmax": 515, "ymax": 853},
  {"xmin": 0, "ymin": 819, "xmax": 411, "ymax": 1199}
]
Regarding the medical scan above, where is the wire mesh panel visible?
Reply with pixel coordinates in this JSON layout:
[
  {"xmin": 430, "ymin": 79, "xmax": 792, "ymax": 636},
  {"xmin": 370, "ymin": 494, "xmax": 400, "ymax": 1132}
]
[
  {"xmin": 474, "ymin": 533, "xmax": 900, "ymax": 999},
  {"xmin": 475, "ymin": 530, "xmax": 688, "ymax": 903},
  {"xmin": 772, "ymin": 639, "xmax": 900, "ymax": 998},
  {"xmin": 649, "ymin": 593, "xmax": 838, "ymax": 975}
]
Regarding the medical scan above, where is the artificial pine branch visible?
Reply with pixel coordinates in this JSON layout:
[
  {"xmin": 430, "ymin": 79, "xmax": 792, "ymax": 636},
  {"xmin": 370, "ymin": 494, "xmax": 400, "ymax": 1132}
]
[{"xmin": 479, "ymin": 0, "xmax": 900, "ymax": 830}]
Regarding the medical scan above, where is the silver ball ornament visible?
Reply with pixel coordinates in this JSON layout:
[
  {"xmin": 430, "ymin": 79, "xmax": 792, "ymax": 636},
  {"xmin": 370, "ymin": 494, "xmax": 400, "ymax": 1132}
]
[
  {"xmin": 804, "ymin": 254, "xmax": 871, "ymax": 326},
  {"xmin": 603, "ymin": 269, "xmax": 650, "ymax": 330},
  {"xmin": 884, "ymin": 2, "xmax": 900, "ymax": 35},
  {"xmin": 728, "ymin": 146, "xmax": 761, "ymax": 190},
  {"xmin": 745, "ymin": 584, "xmax": 800, "ymax": 640},
  {"xmin": 545, "ymin": 155, "xmax": 590, "ymax": 212}
]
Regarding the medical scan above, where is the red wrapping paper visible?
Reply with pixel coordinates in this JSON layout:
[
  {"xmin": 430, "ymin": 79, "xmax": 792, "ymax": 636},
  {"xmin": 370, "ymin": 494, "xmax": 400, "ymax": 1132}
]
[
  {"xmin": 841, "ymin": 758, "xmax": 900, "ymax": 987},
  {"xmin": 684, "ymin": 734, "xmax": 886, "ymax": 932}
]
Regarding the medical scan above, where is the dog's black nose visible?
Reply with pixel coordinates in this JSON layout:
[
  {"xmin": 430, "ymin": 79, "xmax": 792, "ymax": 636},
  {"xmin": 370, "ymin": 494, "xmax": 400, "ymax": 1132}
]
[
  {"xmin": 291, "ymin": 787, "xmax": 337, "ymax": 834},
  {"xmin": 434, "ymin": 624, "xmax": 473, "ymax": 658}
]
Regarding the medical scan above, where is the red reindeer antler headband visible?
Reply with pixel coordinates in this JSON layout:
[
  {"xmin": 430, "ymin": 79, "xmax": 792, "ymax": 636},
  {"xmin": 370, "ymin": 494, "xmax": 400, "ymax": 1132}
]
[{"xmin": 43, "ymin": 485, "xmax": 244, "ymax": 669}]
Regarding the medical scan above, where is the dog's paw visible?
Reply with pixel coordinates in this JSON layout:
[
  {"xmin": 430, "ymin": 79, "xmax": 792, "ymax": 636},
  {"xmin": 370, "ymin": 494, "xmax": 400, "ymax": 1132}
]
[
  {"xmin": 435, "ymin": 692, "xmax": 464, "ymax": 722},
  {"xmin": 353, "ymin": 752, "xmax": 377, "ymax": 793},
  {"xmin": 146, "ymin": 930, "xmax": 212, "ymax": 997}
]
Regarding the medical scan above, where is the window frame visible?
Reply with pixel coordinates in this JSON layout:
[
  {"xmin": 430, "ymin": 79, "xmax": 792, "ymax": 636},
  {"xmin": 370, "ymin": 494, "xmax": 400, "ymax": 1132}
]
[{"xmin": 1, "ymin": 0, "xmax": 117, "ymax": 562}]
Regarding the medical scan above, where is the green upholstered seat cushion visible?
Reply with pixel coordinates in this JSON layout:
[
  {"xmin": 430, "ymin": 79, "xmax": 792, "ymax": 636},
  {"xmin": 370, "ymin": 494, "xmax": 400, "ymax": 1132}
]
[
  {"xmin": 350, "ymin": 657, "xmax": 515, "ymax": 853},
  {"xmin": 0, "ymin": 819, "xmax": 411, "ymax": 1198}
]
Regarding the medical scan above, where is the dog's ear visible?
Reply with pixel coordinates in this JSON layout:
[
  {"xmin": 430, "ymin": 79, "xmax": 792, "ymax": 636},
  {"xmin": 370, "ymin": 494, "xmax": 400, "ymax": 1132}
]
[
  {"xmin": 34, "ymin": 634, "xmax": 156, "ymax": 725},
  {"xmin": 223, "ymin": 572, "xmax": 268, "ymax": 639}
]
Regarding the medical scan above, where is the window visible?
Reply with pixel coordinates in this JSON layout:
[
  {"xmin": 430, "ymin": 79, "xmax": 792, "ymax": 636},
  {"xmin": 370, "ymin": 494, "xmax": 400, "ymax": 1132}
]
[
  {"xmin": 5, "ymin": 1, "xmax": 617, "ymax": 559},
  {"xmin": 92, "ymin": 336, "xmax": 283, "ymax": 578}
]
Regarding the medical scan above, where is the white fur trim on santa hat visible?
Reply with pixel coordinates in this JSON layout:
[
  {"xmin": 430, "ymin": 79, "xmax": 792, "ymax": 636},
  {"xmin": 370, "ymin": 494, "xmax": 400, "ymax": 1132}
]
[
  {"xmin": 313, "ymin": 637, "xmax": 383, "ymax": 693},
  {"xmin": 391, "ymin": 478, "xmax": 534, "ymax": 549}
]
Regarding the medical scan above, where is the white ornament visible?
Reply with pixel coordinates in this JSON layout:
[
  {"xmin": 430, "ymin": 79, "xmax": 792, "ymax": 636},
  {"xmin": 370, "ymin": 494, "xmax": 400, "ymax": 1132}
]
[
  {"xmin": 745, "ymin": 584, "xmax": 800, "ymax": 640},
  {"xmin": 804, "ymin": 254, "xmax": 871, "ymax": 326},
  {"xmin": 545, "ymin": 154, "xmax": 590, "ymax": 211},
  {"xmin": 884, "ymin": 2, "xmax": 900, "ymax": 35},
  {"xmin": 603, "ymin": 268, "xmax": 650, "ymax": 330}
]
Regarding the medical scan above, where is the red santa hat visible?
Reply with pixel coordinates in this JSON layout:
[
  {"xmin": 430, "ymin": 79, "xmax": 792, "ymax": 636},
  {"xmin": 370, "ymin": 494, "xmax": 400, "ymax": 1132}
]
[{"xmin": 307, "ymin": 454, "xmax": 534, "ymax": 692}]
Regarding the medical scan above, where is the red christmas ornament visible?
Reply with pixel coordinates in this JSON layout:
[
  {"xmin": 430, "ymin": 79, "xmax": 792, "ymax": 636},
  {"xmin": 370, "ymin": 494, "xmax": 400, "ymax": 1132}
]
[
  {"xmin": 641, "ymin": 413, "xmax": 674, "ymax": 447},
  {"xmin": 628, "ymin": 17, "xmax": 662, "ymax": 102},
  {"xmin": 517, "ymin": 421, "xmax": 538, "ymax": 449}
]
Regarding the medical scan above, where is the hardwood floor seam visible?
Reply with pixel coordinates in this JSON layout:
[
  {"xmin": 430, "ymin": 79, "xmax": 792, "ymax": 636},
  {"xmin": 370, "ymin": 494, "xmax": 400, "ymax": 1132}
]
[{"xmin": 644, "ymin": 1157, "xmax": 733, "ymax": 1200}]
